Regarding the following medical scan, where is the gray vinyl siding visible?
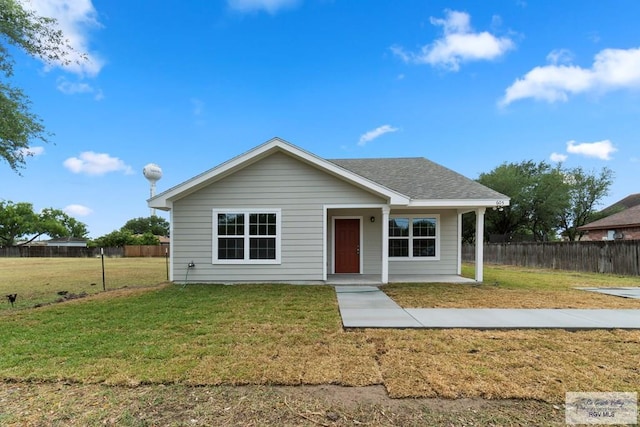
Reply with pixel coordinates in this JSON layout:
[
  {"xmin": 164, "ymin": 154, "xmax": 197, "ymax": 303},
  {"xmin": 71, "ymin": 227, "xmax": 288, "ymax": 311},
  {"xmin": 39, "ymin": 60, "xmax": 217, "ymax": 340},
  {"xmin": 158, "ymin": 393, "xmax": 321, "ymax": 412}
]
[
  {"xmin": 388, "ymin": 209, "xmax": 458, "ymax": 275},
  {"xmin": 172, "ymin": 152, "xmax": 385, "ymax": 282}
]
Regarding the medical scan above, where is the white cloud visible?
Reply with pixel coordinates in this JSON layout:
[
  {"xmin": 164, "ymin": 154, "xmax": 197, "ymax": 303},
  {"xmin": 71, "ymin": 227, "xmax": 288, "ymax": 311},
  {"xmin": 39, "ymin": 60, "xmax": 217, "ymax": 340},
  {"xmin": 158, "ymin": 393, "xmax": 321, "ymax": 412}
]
[
  {"xmin": 358, "ymin": 125, "xmax": 399, "ymax": 146},
  {"xmin": 63, "ymin": 151, "xmax": 134, "ymax": 175},
  {"xmin": 500, "ymin": 47, "xmax": 640, "ymax": 105},
  {"xmin": 16, "ymin": 146, "xmax": 45, "ymax": 157},
  {"xmin": 550, "ymin": 152, "xmax": 568, "ymax": 162},
  {"xmin": 64, "ymin": 204, "xmax": 93, "ymax": 216},
  {"xmin": 546, "ymin": 48, "xmax": 574, "ymax": 65},
  {"xmin": 227, "ymin": 0, "xmax": 299, "ymax": 14},
  {"xmin": 566, "ymin": 140, "xmax": 617, "ymax": 160},
  {"xmin": 391, "ymin": 10, "xmax": 515, "ymax": 71},
  {"xmin": 56, "ymin": 77, "xmax": 103, "ymax": 99},
  {"xmin": 19, "ymin": 0, "xmax": 104, "ymax": 76}
]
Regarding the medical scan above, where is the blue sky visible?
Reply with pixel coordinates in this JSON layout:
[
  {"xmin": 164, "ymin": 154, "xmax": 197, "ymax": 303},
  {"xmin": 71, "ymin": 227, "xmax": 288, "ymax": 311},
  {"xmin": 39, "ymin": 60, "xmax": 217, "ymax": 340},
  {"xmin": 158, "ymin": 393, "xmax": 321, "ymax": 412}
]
[{"xmin": 3, "ymin": 0, "xmax": 640, "ymax": 238}]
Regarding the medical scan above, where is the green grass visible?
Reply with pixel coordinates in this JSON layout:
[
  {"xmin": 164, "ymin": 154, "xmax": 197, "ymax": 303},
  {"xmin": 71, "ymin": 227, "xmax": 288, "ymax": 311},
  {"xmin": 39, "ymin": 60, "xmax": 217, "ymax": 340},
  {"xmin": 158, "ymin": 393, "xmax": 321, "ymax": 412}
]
[
  {"xmin": 0, "ymin": 284, "xmax": 343, "ymax": 385},
  {"xmin": 1, "ymin": 259, "xmax": 639, "ymax": 405},
  {"xmin": 0, "ymin": 257, "xmax": 167, "ymax": 309},
  {"xmin": 385, "ymin": 263, "xmax": 640, "ymax": 308}
]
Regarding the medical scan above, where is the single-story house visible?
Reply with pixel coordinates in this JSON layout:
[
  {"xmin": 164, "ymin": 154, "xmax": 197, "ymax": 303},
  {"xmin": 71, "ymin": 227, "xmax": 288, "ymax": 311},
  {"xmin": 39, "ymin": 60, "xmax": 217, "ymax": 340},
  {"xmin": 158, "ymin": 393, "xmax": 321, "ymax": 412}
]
[
  {"xmin": 578, "ymin": 204, "xmax": 640, "ymax": 241},
  {"xmin": 46, "ymin": 237, "xmax": 88, "ymax": 247},
  {"xmin": 148, "ymin": 138, "xmax": 509, "ymax": 284}
]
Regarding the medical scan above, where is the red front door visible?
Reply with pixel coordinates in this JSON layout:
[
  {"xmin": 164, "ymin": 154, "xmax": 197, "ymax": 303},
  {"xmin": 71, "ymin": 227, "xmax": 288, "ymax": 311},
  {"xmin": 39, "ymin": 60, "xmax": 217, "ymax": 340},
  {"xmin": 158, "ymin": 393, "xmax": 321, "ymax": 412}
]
[{"xmin": 335, "ymin": 219, "xmax": 360, "ymax": 273}]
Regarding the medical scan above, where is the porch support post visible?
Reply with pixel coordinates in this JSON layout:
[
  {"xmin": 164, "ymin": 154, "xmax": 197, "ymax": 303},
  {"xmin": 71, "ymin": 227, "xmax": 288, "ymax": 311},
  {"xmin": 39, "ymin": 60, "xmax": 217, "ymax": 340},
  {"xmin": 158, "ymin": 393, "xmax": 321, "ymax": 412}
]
[
  {"xmin": 381, "ymin": 206, "xmax": 390, "ymax": 284},
  {"xmin": 457, "ymin": 211, "xmax": 462, "ymax": 275},
  {"xmin": 474, "ymin": 207, "xmax": 486, "ymax": 282}
]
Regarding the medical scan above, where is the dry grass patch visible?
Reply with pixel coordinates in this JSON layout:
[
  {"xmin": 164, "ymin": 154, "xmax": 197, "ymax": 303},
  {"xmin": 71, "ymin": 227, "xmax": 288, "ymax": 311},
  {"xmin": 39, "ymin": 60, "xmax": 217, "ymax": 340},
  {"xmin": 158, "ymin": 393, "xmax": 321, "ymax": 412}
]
[
  {"xmin": 0, "ymin": 383, "xmax": 565, "ymax": 426},
  {"xmin": 367, "ymin": 328, "xmax": 640, "ymax": 402},
  {"xmin": 0, "ymin": 257, "xmax": 167, "ymax": 310},
  {"xmin": 384, "ymin": 264, "xmax": 640, "ymax": 308}
]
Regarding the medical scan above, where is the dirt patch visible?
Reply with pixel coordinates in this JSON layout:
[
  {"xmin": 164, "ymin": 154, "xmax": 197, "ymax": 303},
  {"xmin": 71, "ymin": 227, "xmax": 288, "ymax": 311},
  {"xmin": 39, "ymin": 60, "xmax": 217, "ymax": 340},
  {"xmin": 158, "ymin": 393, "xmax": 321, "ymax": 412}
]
[{"xmin": 0, "ymin": 382, "xmax": 565, "ymax": 426}]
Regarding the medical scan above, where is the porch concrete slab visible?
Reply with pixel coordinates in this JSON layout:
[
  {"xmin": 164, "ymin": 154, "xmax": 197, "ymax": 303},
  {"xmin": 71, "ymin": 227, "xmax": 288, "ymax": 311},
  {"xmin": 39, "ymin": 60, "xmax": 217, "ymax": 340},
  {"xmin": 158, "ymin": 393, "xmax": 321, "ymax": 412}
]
[{"xmin": 577, "ymin": 287, "xmax": 640, "ymax": 300}]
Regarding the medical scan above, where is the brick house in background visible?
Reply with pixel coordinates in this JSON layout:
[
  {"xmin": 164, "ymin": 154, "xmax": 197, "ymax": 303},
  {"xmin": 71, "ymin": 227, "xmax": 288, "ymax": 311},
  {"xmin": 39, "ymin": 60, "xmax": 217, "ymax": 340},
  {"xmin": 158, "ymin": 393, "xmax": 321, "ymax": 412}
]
[{"xmin": 578, "ymin": 195, "xmax": 640, "ymax": 241}]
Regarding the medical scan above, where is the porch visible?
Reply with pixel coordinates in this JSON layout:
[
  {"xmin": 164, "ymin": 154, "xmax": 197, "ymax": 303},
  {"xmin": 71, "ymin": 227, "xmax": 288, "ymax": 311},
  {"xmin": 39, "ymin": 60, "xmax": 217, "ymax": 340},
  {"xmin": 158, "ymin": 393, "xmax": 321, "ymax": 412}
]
[{"xmin": 326, "ymin": 274, "xmax": 475, "ymax": 285}]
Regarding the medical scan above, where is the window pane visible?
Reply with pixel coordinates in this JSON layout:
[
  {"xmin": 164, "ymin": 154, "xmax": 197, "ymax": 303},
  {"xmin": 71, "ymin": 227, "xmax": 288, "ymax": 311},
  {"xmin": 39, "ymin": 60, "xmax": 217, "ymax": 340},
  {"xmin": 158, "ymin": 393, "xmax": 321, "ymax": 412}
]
[
  {"xmin": 250, "ymin": 237, "xmax": 276, "ymax": 259},
  {"xmin": 218, "ymin": 238, "xmax": 244, "ymax": 259},
  {"xmin": 249, "ymin": 213, "xmax": 277, "ymax": 236},
  {"xmin": 218, "ymin": 214, "xmax": 244, "ymax": 236},
  {"xmin": 389, "ymin": 239, "xmax": 409, "ymax": 257},
  {"xmin": 413, "ymin": 218, "xmax": 436, "ymax": 237},
  {"xmin": 413, "ymin": 239, "xmax": 436, "ymax": 257},
  {"xmin": 389, "ymin": 218, "xmax": 409, "ymax": 237}
]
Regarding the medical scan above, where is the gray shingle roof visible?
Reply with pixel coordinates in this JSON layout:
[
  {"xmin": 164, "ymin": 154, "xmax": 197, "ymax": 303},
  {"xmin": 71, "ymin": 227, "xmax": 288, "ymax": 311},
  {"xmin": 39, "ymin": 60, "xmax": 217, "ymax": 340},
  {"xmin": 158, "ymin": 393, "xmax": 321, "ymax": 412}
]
[
  {"xmin": 578, "ymin": 204, "xmax": 640, "ymax": 230},
  {"xmin": 601, "ymin": 193, "xmax": 640, "ymax": 215},
  {"xmin": 328, "ymin": 157, "xmax": 508, "ymax": 201}
]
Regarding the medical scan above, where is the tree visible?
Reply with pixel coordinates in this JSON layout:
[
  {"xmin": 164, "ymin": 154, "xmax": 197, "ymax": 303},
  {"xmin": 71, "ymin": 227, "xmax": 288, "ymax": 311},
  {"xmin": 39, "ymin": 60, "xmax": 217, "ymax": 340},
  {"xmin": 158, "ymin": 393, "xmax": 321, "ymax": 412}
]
[
  {"xmin": 473, "ymin": 161, "xmax": 615, "ymax": 243},
  {"xmin": 557, "ymin": 167, "xmax": 614, "ymax": 241},
  {"xmin": 0, "ymin": 200, "xmax": 88, "ymax": 245},
  {"xmin": 1, "ymin": 0, "xmax": 82, "ymax": 171},
  {"xmin": 91, "ymin": 230, "xmax": 159, "ymax": 248},
  {"xmin": 477, "ymin": 160, "xmax": 570, "ymax": 242},
  {"xmin": 121, "ymin": 216, "xmax": 170, "ymax": 236}
]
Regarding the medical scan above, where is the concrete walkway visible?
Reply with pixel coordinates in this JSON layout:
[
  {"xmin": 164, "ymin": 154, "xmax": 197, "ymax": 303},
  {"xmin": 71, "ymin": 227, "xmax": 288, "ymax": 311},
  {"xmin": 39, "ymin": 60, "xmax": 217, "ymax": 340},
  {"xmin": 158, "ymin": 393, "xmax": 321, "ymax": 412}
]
[{"xmin": 335, "ymin": 286, "xmax": 640, "ymax": 329}]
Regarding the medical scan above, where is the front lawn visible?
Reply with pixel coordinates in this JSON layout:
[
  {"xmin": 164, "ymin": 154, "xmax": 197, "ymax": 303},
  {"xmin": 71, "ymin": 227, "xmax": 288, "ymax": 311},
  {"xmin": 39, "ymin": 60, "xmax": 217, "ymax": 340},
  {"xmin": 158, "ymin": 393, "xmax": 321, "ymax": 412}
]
[
  {"xmin": 1, "ymin": 269, "xmax": 639, "ymax": 405},
  {"xmin": 384, "ymin": 264, "xmax": 640, "ymax": 308}
]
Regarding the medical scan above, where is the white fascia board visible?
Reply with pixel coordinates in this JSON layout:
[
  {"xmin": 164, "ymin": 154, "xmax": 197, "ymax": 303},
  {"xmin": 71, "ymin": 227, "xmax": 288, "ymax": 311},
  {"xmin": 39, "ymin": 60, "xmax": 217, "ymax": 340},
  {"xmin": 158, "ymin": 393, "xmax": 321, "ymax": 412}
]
[
  {"xmin": 147, "ymin": 137, "xmax": 410, "ymax": 209},
  {"xmin": 404, "ymin": 199, "xmax": 510, "ymax": 209}
]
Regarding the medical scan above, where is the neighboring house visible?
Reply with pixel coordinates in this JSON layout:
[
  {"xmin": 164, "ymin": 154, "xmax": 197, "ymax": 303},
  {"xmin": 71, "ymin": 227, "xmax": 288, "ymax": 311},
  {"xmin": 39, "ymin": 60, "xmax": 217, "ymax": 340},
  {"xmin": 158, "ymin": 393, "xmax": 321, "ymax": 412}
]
[
  {"xmin": 46, "ymin": 237, "xmax": 88, "ymax": 247},
  {"xmin": 148, "ymin": 138, "xmax": 509, "ymax": 284},
  {"xmin": 578, "ymin": 204, "xmax": 640, "ymax": 241}
]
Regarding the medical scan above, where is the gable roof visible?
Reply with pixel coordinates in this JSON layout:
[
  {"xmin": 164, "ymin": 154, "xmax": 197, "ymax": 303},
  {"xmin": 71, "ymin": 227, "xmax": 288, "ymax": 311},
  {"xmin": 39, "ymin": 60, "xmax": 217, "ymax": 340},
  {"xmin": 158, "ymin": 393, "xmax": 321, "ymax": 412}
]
[
  {"xmin": 329, "ymin": 157, "xmax": 507, "ymax": 201},
  {"xmin": 149, "ymin": 137, "xmax": 509, "ymax": 210},
  {"xmin": 578, "ymin": 204, "xmax": 640, "ymax": 231},
  {"xmin": 149, "ymin": 138, "xmax": 409, "ymax": 209}
]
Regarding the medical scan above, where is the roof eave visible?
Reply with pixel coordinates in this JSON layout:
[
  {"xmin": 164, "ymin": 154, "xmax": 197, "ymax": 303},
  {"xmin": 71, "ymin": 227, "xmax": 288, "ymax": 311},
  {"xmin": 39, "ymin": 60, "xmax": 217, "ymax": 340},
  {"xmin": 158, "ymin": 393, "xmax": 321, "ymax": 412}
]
[
  {"xmin": 403, "ymin": 199, "xmax": 511, "ymax": 209},
  {"xmin": 578, "ymin": 222, "xmax": 640, "ymax": 231}
]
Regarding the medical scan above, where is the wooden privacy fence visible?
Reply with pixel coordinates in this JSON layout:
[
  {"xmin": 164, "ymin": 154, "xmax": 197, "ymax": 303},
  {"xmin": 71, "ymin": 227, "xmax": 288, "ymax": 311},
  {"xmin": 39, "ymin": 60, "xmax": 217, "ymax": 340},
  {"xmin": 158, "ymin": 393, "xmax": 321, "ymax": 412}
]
[
  {"xmin": 0, "ymin": 245, "xmax": 169, "ymax": 258},
  {"xmin": 123, "ymin": 245, "xmax": 169, "ymax": 257},
  {"xmin": 462, "ymin": 241, "xmax": 640, "ymax": 276},
  {"xmin": 0, "ymin": 246, "xmax": 123, "ymax": 258}
]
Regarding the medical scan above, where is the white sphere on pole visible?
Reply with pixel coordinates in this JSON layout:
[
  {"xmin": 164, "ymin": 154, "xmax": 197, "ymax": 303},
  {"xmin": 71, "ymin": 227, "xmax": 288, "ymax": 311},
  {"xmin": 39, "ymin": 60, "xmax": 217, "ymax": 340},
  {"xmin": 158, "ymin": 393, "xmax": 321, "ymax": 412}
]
[
  {"xmin": 143, "ymin": 163, "xmax": 163, "ymax": 216},
  {"xmin": 143, "ymin": 163, "xmax": 163, "ymax": 184}
]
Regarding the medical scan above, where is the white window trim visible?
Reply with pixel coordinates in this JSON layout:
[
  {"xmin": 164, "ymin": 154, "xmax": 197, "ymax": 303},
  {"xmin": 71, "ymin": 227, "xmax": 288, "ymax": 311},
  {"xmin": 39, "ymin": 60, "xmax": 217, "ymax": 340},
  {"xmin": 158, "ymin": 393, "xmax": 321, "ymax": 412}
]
[
  {"xmin": 212, "ymin": 208, "xmax": 282, "ymax": 265},
  {"xmin": 389, "ymin": 214, "xmax": 440, "ymax": 261}
]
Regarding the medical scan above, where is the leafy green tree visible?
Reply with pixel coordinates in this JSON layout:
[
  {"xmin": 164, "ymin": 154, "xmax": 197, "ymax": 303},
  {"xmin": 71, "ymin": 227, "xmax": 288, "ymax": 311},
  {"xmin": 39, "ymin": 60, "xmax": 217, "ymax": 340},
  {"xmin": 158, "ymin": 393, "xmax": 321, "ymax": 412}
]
[
  {"xmin": 0, "ymin": 200, "xmax": 88, "ymax": 245},
  {"xmin": 91, "ymin": 229, "xmax": 136, "ymax": 248},
  {"xmin": 121, "ymin": 216, "xmax": 170, "ymax": 237},
  {"xmin": 137, "ymin": 232, "xmax": 160, "ymax": 245},
  {"xmin": 91, "ymin": 230, "xmax": 160, "ymax": 247},
  {"xmin": 1, "ymin": 0, "xmax": 82, "ymax": 171},
  {"xmin": 558, "ymin": 167, "xmax": 614, "ymax": 241},
  {"xmin": 477, "ymin": 160, "xmax": 569, "ymax": 242},
  {"xmin": 472, "ymin": 161, "xmax": 615, "ymax": 243}
]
